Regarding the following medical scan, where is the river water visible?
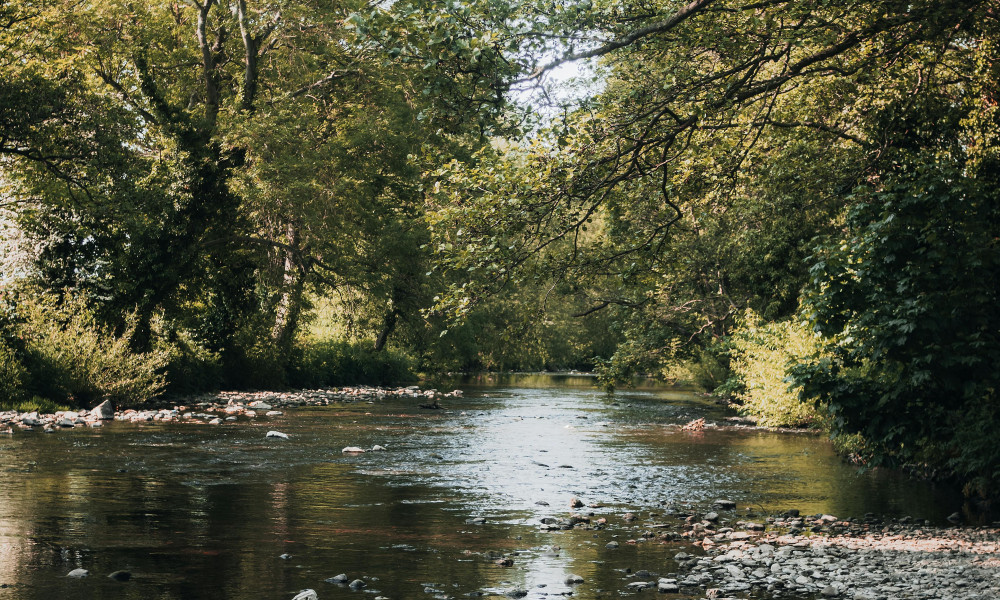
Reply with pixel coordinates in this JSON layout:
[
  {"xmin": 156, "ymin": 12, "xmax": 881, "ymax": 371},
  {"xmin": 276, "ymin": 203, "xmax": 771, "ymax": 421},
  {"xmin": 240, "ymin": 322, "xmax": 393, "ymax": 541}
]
[{"xmin": 0, "ymin": 375, "xmax": 961, "ymax": 599}]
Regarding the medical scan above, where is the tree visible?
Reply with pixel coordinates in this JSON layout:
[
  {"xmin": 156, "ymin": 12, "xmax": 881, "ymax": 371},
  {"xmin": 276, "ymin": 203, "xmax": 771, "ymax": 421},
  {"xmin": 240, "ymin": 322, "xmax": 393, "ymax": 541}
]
[
  {"xmin": 792, "ymin": 79, "xmax": 1000, "ymax": 492},
  {"xmin": 1, "ymin": 0, "xmax": 516, "ymax": 385}
]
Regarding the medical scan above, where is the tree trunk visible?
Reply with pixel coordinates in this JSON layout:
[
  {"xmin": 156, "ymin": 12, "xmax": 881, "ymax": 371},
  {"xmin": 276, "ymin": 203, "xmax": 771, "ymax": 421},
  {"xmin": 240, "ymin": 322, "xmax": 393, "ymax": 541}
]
[
  {"xmin": 373, "ymin": 308, "xmax": 400, "ymax": 352},
  {"xmin": 271, "ymin": 222, "xmax": 306, "ymax": 351}
]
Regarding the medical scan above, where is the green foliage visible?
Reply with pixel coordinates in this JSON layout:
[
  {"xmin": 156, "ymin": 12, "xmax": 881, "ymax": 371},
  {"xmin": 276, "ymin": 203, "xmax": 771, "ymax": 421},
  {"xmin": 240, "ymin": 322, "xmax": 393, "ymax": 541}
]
[
  {"xmin": 0, "ymin": 338, "xmax": 26, "ymax": 405},
  {"xmin": 792, "ymin": 140, "xmax": 1000, "ymax": 487},
  {"xmin": 0, "ymin": 396, "xmax": 71, "ymax": 414},
  {"xmin": 290, "ymin": 340, "xmax": 416, "ymax": 388},
  {"xmin": 152, "ymin": 321, "xmax": 222, "ymax": 397},
  {"xmin": 14, "ymin": 291, "xmax": 167, "ymax": 408},
  {"xmin": 728, "ymin": 311, "xmax": 825, "ymax": 428}
]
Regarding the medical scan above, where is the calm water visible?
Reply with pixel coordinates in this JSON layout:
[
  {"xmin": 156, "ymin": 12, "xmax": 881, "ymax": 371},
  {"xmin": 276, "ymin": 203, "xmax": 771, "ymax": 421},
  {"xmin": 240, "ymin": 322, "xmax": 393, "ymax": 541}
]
[{"xmin": 0, "ymin": 376, "xmax": 961, "ymax": 599}]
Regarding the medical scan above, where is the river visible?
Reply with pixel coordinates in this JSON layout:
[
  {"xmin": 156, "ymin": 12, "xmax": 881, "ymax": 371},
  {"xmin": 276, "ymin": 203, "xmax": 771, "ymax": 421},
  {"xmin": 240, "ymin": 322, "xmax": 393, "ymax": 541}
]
[{"xmin": 0, "ymin": 375, "xmax": 962, "ymax": 599}]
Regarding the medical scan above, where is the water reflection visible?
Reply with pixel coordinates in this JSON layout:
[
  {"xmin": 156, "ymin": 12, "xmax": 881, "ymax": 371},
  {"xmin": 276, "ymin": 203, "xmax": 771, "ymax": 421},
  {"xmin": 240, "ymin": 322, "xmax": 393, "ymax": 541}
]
[{"xmin": 0, "ymin": 379, "xmax": 962, "ymax": 600}]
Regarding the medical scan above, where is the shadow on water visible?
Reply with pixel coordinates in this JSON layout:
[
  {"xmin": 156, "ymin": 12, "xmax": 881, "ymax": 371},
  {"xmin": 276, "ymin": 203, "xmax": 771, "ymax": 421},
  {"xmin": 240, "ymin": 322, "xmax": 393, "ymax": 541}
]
[{"xmin": 0, "ymin": 375, "xmax": 964, "ymax": 600}]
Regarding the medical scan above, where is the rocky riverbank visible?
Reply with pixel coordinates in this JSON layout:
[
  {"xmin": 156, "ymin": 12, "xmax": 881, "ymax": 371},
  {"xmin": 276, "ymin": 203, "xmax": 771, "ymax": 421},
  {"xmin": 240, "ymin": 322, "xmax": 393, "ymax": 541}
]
[
  {"xmin": 550, "ymin": 502, "xmax": 1000, "ymax": 600},
  {"xmin": 0, "ymin": 385, "xmax": 463, "ymax": 431}
]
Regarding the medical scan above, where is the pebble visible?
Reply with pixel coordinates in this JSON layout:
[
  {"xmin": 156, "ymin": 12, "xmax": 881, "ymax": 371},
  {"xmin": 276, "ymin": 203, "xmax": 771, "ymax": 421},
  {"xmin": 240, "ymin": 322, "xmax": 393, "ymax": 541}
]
[{"xmin": 66, "ymin": 568, "xmax": 89, "ymax": 578}]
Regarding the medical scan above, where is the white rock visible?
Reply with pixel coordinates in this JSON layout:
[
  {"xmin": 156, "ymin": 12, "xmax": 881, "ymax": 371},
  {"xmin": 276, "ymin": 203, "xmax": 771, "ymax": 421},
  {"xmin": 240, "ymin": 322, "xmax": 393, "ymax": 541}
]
[
  {"xmin": 67, "ymin": 568, "xmax": 90, "ymax": 578},
  {"xmin": 370, "ymin": 445, "xmax": 386, "ymax": 451},
  {"xmin": 291, "ymin": 590, "xmax": 318, "ymax": 600},
  {"xmin": 266, "ymin": 431, "xmax": 290, "ymax": 439},
  {"xmin": 342, "ymin": 446, "xmax": 366, "ymax": 453},
  {"xmin": 91, "ymin": 400, "xmax": 115, "ymax": 420}
]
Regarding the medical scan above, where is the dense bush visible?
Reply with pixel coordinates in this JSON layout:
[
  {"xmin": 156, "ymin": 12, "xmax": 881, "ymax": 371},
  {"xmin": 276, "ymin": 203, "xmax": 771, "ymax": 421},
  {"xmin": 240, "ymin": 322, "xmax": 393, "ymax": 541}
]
[
  {"xmin": 14, "ymin": 291, "xmax": 167, "ymax": 408},
  {"xmin": 0, "ymin": 339, "xmax": 27, "ymax": 406},
  {"xmin": 290, "ymin": 340, "xmax": 416, "ymax": 387},
  {"xmin": 727, "ymin": 311, "xmax": 825, "ymax": 428},
  {"xmin": 153, "ymin": 321, "xmax": 223, "ymax": 397},
  {"xmin": 792, "ymin": 150, "xmax": 1000, "ymax": 495}
]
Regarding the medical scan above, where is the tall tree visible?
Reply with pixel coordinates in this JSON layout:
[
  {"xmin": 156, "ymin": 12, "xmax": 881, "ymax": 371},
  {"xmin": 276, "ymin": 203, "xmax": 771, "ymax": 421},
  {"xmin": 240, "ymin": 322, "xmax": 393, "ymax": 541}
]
[{"xmin": 1, "ymin": 0, "xmax": 516, "ymax": 373}]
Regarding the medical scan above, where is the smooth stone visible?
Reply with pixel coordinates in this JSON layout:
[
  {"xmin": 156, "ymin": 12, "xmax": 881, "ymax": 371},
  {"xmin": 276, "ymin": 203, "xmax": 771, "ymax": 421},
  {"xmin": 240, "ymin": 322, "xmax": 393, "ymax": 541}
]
[
  {"xmin": 208, "ymin": 418, "xmax": 222, "ymax": 425},
  {"xmin": 249, "ymin": 402, "xmax": 273, "ymax": 410},
  {"xmin": 606, "ymin": 541, "xmax": 620, "ymax": 549},
  {"xmin": 91, "ymin": 400, "xmax": 115, "ymax": 420},
  {"xmin": 325, "ymin": 574, "xmax": 349, "ymax": 584},
  {"xmin": 657, "ymin": 582, "xmax": 679, "ymax": 593},
  {"xmin": 627, "ymin": 581, "xmax": 654, "ymax": 589},
  {"xmin": 67, "ymin": 568, "xmax": 90, "ymax": 578},
  {"xmin": 266, "ymin": 431, "xmax": 289, "ymax": 439},
  {"xmin": 349, "ymin": 579, "xmax": 366, "ymax": 590},
  {"xmin": 821, "ymin": 586, "xmax": 839, "ymax": 597},
  {"xmin": 565, "ymin": 574, "xmax": 584, "ymax": 584},
  {"xmin": 704, "ymin": 512, "xmax": 719, "ymax": 522},
  {"xmin": 505, "ymin": 590, "xmax": 528, "ymax": 599},
  {"xmin": 108, "ymin": 570, "xmax": 131, "ymax": 581},
  {"xmin": 713, "ymin": 499, "xmax": 737, "ymax": 509},
  {"xmin": 292, "ymin": 590, "xmax": 318, "ymax": 600},
  {"xmin": 342, "ymin": 446, "xmax": 366, "ymax": 453},
  {"xmin": 371, "ymin": 445, "xmax": 386, "ymax": 451}
]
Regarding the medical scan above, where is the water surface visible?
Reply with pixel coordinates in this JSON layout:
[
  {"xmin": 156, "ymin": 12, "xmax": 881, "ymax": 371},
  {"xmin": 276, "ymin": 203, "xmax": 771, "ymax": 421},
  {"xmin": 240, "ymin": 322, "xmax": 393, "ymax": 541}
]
[{"xmin": 0, "ymin": 379, "xmax": 961, "ymax": 599}]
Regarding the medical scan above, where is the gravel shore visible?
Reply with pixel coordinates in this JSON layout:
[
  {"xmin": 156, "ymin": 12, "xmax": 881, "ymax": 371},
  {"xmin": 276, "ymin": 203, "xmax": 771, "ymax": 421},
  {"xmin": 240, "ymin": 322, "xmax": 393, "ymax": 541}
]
[
  {"xmin": 604, "ymin": 506, "xmax": 1000, "ymax": 600},
  {"xmin": 0, "ymin": 385, "xmax": 462, "ymax": 430}
]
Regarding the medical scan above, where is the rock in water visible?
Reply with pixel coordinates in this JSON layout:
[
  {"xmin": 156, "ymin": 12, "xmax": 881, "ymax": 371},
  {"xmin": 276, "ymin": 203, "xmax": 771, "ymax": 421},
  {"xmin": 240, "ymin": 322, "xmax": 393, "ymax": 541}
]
[
  {"xmin": 108, "ymin": 570, "xmax": 131, "ymax": 582},
  {"xmin": 325, "ymin": 574, "xmax": 349, "ymax": 584},
  {"xmin": 91, "ymin": 400, "xmax": 115, "ymax": 420},
  {"xmin": 370, "ymin": 445, "xmax": 386, "ymax": 451},
  {"xmin": 292, "ymin": 590, "xmax": 318, "ymax": 600},
  {"xmin": 348, "ymin": 579, "xmax": 366, "ymax": 590},
  {"xmin": 565, "ymin": 574, "xmax": 585, "ymax": 584},
  {"xmin": 342, "ymin": 446, "xmax": 366, "ymax": 453},
  {"xmin": 266, "ymin": 431, "xmax": 289, "ymax": 439},
  {"xmin": 67, "ymin": 568, "xmax": 90, "ymax": 578}
]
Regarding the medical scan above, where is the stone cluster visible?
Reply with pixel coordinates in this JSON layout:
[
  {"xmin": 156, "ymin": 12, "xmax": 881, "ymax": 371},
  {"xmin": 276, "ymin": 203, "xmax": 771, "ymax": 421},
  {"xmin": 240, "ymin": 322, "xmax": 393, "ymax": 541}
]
[
  {"xmin": 1, "ymin": 386, "xmax": 463, "ymax": 431},
  {"xmin": 623, "ymin": 507, "xmax": 1000, "ymax": 600}
]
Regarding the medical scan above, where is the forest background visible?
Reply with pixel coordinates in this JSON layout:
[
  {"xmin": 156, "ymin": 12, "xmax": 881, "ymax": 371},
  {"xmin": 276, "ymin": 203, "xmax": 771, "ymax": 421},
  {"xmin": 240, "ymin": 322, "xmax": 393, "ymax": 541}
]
[{"xmin": 1, "ymin": 0, "xmax": 998, "ymax": 497}]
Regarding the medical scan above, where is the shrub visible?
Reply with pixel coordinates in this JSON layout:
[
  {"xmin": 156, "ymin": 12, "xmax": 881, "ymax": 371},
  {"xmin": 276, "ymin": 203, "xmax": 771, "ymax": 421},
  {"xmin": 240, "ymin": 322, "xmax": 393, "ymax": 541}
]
[
  {"xmin": 727, "ymin": 310, "xmax": 825, "ymax": 427},
  {"xmin": 17, "ymin": 292, "xmax": 167, "ymax": 408},
  {"xmin": 152, "ymin": 319, "xmax": 223, "ymax": 396},
  {"xmin": 0, "ymin": 339, "xmax": 27, "ymax": 406},
  {"xmin": 290, "ymin": 340, "xmax": 416, "ymax": 388}
]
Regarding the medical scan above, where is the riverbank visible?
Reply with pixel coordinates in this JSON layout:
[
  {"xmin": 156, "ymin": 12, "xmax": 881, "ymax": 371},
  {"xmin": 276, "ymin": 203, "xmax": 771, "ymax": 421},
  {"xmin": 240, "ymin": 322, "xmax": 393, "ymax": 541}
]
[
  {"xmin": 624, "ymin": 509, "xmax": 1000, "ymax": 600},
  {"xmin": 0, "ymin": 385, "xmax": 463, "ymax": 430}
]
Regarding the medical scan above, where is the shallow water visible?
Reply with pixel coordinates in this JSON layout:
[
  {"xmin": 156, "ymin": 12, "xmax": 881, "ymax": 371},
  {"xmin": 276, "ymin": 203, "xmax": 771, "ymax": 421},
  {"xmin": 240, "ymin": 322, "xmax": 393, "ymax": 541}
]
[{"xmin": 0, "ymin": 378, "xmax": 961, "ymax": 599}]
